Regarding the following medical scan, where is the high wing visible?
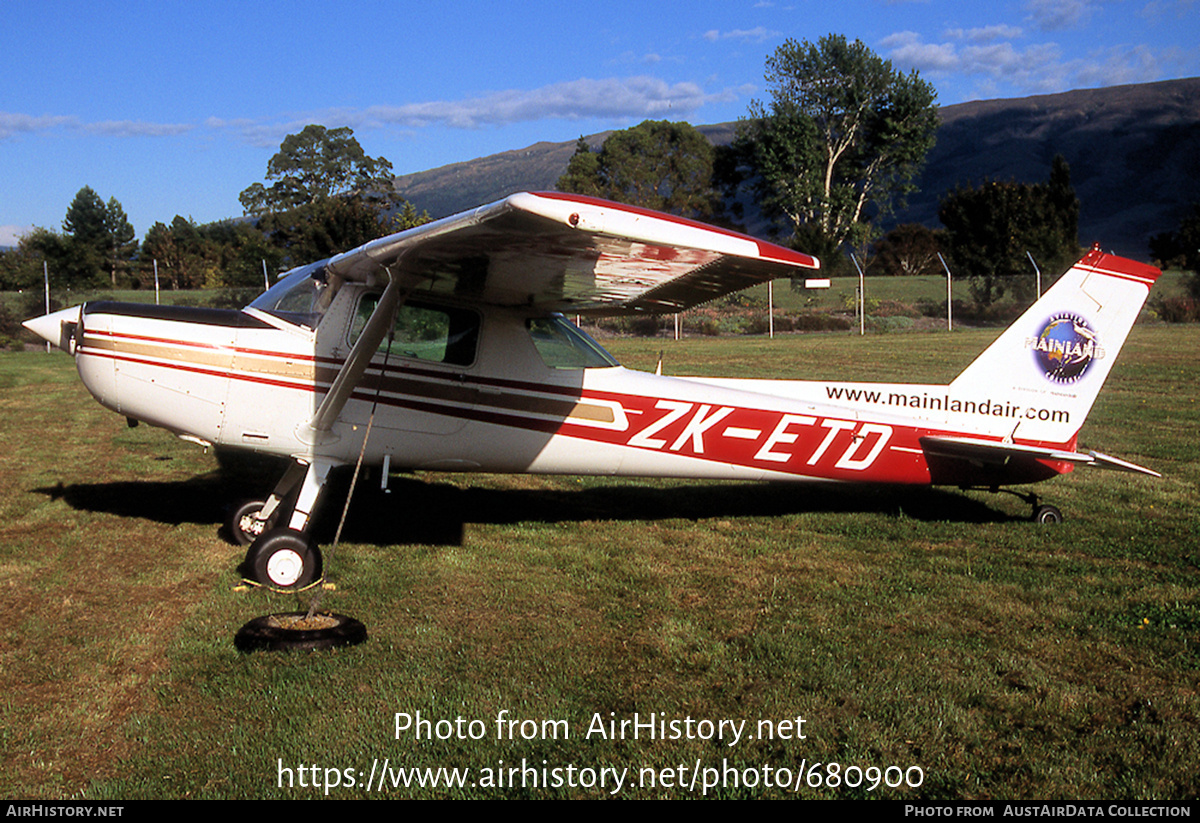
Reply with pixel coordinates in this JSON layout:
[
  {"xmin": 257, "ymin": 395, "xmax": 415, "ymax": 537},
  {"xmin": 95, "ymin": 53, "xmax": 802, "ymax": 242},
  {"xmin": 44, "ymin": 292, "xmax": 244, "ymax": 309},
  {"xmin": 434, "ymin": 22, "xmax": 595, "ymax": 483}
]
[
  {"xmin": 294, "ymin": 191, "xmax": 818, "ymax": 440},
  {"xmin": 322, "ymin": 191, "xmax": 820, "ymax": 315}
]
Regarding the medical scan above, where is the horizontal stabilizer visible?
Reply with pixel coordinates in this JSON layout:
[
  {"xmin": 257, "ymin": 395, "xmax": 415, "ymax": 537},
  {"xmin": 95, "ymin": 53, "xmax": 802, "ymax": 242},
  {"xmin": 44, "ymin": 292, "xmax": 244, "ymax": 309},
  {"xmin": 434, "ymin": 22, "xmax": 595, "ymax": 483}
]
[
  {"xmin": 1085, "ymin": 449, "xmax": 1161, "ymax": 477},
  {"xmin": 921, "ymin": 436, "xmax": 1159, "ymax": 477}
]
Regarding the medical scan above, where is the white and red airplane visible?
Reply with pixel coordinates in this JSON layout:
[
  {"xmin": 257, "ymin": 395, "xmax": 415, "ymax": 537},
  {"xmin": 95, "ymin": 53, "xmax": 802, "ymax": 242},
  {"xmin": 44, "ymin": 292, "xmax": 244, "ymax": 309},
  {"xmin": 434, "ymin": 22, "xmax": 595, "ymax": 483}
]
[{"xmin": 24, "ymin": 192, "xmax": 1160, "ymax": 592}]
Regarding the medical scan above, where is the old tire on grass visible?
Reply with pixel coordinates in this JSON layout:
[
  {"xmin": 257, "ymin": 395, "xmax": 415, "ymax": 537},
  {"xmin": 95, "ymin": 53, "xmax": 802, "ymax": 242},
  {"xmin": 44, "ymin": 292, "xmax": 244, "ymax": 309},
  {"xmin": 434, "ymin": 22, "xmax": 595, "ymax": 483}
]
[{"xmin": 234, "ymin": 612, "xmax": 367, "ymax": 653}]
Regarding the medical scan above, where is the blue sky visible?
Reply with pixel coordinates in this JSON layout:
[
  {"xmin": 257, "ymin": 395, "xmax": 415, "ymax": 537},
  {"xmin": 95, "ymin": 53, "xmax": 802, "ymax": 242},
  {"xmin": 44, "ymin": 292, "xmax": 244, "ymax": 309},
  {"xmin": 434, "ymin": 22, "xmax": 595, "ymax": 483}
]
[{"xmin": 3, "ymin": 0, "xmax": 1197, "ymax": 246}]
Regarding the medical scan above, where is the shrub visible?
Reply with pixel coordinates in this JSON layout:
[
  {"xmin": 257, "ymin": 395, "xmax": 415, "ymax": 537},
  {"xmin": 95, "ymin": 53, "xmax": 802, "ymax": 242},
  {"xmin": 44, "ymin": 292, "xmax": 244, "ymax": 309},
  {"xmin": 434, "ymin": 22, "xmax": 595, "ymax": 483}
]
[
  {"xmin": 865, "ymin": 315, "xmax": 916, "ymax": 334},
  {"xmin": 789, "ymin": 312, "xmax": 853, "ymax": 332},
  {"xmin": 1151, "ymin": 295, "xmax": 1200, "ymax": 323}
]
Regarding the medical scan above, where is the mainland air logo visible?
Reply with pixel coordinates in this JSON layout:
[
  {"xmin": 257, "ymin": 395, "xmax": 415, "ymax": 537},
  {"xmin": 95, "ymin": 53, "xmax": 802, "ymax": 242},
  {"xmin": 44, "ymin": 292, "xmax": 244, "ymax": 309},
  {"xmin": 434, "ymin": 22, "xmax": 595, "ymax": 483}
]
[{"xmin": 1027, "ymin": 312, "xmax": 1105, "ymax": 384}]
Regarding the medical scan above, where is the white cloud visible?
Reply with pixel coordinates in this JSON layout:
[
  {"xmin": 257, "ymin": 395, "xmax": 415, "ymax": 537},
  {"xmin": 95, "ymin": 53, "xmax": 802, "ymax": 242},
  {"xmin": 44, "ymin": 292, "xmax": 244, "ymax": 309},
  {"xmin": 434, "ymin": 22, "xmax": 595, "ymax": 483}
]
[
  {"xmin": 1024, "ymin": 0, "xmax": 1097, "ymax": 30},
  {"xmin": 612, "ymin": 51, "xmax": 665, "ymax": 66},
  {"xmin": 4, "ymin": 75, "xmax": 742, "ymax": 152},
  {"xmin": 361, "ymin": 77, "xmax": 727, "ymax": 130},
  {"xmin": 204, "ymin": 76, "xmax": 738, "ymax": 149},
  {"xmin": 1071, "ymin": 44, "xmax": 1176, "ymax": 88},
  {"xmin": 881, "ymin": 31, "xmax": 959, "ymax": 72},
  {"xmin": 0, "ymin": 112, "xmax": 76, "ymax": 140},
  {"xmin": 702, "ymin": 26, "xmax": 779, "ymax": 43},
  {"xmin": 882, "ymin": 26, "xmax": 1169, "ymax": 96},
  {"xmin": 946, "ymin": 25, "xmax": 1025, "ymax": 42},
  {"xmin": 83, "ymin": 120, "xmax": 194, "ymax": 138},
  {"xmin": 0, "ymin": 112, "xmax": 191, "ymax": 141},
  {"xmin": 0, "ymin": 225, "xmax": 33, "ymax": 247},
  {"xmin": 1140, "ymin": 0, "xmax": 1199, "ymax": 21}
]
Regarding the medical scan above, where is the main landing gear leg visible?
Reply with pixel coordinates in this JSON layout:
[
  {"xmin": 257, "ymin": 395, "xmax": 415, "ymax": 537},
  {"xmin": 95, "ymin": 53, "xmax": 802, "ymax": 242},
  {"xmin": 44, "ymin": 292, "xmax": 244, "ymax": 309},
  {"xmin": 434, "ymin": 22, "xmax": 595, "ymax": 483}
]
[
  {"xmin": 229, "ymin": 460, "xmax": 307, "ymax": 547},
  {"xmin": 236, "ymin": 459, "xmax": 334, "ymax": 592},
  {"xmin": 231, "ymin": 457, "xmax": 368, "ymax": 653}
]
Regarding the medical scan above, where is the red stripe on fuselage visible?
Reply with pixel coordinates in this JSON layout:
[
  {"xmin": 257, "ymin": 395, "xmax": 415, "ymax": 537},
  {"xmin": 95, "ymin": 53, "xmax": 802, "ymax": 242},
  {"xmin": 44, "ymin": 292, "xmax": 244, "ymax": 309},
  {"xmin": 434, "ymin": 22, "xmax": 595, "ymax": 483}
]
[{"xmin": 79, "ymin": 335, "xmax": 1066, "ymax": 486}]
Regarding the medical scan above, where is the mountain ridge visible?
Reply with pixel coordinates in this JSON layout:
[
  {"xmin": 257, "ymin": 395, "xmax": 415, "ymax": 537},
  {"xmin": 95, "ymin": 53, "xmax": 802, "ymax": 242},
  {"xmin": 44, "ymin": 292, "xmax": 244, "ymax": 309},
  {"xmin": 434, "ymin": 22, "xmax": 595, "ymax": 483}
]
[{"xmin": 393, "ymin": 78, "xmax": 1200, "ymax": 260}]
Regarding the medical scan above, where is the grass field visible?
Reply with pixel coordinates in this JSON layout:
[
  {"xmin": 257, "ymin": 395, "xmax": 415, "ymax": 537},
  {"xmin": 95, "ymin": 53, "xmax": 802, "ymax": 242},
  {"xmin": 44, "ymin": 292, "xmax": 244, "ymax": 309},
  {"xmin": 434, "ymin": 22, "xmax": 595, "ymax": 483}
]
[{"xmin": 0, "ymin": 325, "xmax": 1196, "ymax": 799}]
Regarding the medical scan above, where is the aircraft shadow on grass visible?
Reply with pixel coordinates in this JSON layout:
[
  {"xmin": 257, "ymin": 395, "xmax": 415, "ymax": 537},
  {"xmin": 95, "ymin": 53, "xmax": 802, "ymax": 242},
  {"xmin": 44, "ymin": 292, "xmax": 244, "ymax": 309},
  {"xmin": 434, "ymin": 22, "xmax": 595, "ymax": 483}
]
[{"xmin": 35, "ymin": 457, "xmax": 1025, "ymax": 551}]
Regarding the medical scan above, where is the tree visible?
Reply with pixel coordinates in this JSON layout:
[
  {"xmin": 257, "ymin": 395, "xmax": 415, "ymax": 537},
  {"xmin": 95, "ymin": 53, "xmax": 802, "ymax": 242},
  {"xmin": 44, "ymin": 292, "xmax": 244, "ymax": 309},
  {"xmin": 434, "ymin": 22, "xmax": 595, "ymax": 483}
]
[
  {"xmin": 0, "ymin": 231, "xmax": 55, "ymax": 291},
  {"xmin": 556, "ymin": 120, "xmax": 719, "ymax": 217},
  {"xmin": 938, "ymin": 157, "xmax": 1081, "ymax": 305},
  {"xmin": 1149, "ymin": 202, "xmax": 1200, "ymax": 303},
  {"xmin": 557, "ymin": 137, "xmax": 604, "ymax": 198},
  {"xmin": 59, "ymin": 187, "xmax": 107, "ymax": 286},
  {"xmin": 255, "ymin": 198, "xmax": 392, "ymax": 265},
  {"xmin": 59, "ymin": 187, "xmax": 138, "ymax": 288},
  {"xmin": 238, "ymin": 125, "xmax": 427, "ymax": 269},
  {"xmin": 729, "ymin": 34, "xmax": 938, "ymax": 252},
  {"xmin": 141, "ymin": 217, "xmax": 203, "ymax": 289},
  {"xmin": 103, "ymin": 197, "xmax": 137, "ymax": 287},
  {"xmin": 872, "ymin": 223, "xmax": 943, "ymax": 277},
  {"xmin": 1150, "ymin": 203, "xmax": 1200, "ymax": 272},
  {"xmin": 239, "ymin": 125, "xmax": 395, "ymax": 216},
  {"xmin": 63, "ymin": 187, "xmax": 109, "ymax": 248}
]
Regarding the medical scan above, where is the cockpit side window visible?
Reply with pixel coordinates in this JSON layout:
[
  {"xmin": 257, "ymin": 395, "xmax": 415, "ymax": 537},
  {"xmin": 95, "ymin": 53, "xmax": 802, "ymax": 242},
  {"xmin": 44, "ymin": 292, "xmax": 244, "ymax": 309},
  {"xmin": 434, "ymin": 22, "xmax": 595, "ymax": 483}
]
[
  {"xmin": 350, "ymin": 295, "xmax": 480, "ymax": 367},
  {"xmin": 527, "ymin": 316, "xmax": 619, "ymax": 369}
]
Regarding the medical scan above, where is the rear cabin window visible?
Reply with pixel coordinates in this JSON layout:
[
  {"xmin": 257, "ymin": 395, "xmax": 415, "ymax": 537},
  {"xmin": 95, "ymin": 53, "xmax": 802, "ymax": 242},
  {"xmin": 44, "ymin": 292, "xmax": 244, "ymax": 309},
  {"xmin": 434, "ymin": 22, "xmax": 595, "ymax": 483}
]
[
  {"xmin": 527, "ymin": 316, "xmax": 619, "ymax": 369},
  {"xmin": 350, "ymin": 296, "xmax": 479, "ymax": 367}
]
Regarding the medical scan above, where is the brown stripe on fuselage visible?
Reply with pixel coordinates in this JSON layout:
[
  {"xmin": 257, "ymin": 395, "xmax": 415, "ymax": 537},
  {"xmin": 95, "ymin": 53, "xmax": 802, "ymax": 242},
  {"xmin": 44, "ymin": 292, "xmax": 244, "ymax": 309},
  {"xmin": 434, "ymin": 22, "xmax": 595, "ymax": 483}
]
[
  {"xmin": 82, "ymin": 333, "xmax": 318, "ymax": 382},
  {"xmin": 83, "ymin": 333, "xmax": 614, "ymax": 425}
]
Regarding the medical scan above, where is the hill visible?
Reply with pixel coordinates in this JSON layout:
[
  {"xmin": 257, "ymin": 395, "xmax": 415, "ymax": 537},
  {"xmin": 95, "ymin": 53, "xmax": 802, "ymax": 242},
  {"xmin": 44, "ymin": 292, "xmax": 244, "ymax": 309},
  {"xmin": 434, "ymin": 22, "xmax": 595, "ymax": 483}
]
[{"xmin": 393, "ymin": 78, "xmax": 1200, "ymax": 260}]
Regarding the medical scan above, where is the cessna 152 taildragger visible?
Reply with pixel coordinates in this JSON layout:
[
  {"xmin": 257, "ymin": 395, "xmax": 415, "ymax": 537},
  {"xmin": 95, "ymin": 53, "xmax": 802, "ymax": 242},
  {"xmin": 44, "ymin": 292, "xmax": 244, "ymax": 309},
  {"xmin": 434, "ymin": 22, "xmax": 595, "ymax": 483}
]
[{"xmin": 24, "ymin": 192, "xmax": 1160, "ymax": 593}]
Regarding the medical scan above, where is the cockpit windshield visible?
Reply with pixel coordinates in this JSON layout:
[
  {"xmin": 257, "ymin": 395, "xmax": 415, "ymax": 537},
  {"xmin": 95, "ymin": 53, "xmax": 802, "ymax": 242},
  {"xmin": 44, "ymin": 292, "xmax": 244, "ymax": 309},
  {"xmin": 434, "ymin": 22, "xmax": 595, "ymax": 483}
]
[{"xmin": 247, "ymin": 262, "xmax": 341, "ymax": 330}]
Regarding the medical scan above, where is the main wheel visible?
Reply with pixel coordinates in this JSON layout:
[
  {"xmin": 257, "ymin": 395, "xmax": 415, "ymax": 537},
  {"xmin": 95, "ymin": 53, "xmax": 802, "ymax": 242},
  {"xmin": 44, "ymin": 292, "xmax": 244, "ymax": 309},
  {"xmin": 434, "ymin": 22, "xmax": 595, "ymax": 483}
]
[
  {"xmin": 1034, "ymin": 504, "xmax": 1063, "ymax": 524},
  {"xmin": 241, "ymin": 528, "xmax": 323, "ymax": 592}
]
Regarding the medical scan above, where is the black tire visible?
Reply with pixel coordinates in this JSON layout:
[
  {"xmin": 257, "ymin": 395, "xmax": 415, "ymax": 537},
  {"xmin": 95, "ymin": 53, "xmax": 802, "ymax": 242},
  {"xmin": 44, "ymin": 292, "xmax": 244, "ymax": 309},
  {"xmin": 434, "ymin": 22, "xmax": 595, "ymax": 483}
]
[
  {"xmin": 229, "ymin": 499, "xmax": 275, "ymax": 547},
  {"xmin": 234, "ymin": 612, "xmax": 367, "ymax": 653},
  {"xmin": 240, "ymin": 528, "xmax": 323, "ymax": 591},
  {"xmin": 1034, "ymin": 504, "xmax": 1064, "ymax": 524}
]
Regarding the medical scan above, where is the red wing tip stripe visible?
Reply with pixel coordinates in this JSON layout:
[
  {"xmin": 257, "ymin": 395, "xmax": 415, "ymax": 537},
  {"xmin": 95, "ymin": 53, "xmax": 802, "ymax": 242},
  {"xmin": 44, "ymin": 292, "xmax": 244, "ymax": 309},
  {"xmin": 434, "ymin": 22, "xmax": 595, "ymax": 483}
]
[
  {"xmin": 1093, "ymin": 267, "xmax": 1159, "ymax": 286},
  {"xmin": 1079, "ymin": 248, "xmax": 1161, "ymax": 285},
  {"xmin": 757, "ymin": 243, "xmax": 820, "ymax": 270}
]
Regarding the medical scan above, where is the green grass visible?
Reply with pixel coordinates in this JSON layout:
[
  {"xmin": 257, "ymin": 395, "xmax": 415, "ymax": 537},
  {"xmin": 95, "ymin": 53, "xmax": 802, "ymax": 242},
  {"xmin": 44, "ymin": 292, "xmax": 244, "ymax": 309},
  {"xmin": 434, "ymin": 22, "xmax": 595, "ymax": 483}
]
[{"xmin": 0, "ymin": 326, "xmax": 1197, "ymax": 799}]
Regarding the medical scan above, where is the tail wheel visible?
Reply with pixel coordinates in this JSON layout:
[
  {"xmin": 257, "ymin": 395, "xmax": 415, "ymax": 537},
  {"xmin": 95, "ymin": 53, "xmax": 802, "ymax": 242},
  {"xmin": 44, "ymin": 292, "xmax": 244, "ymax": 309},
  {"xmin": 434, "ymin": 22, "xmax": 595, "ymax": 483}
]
[
  {"xmin": 241, "ymin": 528, "xmax": 323, "ymax": 592},
  {"xmin": 1034, "ymin": 504, "xmax": 1064, "ymax": 524}
]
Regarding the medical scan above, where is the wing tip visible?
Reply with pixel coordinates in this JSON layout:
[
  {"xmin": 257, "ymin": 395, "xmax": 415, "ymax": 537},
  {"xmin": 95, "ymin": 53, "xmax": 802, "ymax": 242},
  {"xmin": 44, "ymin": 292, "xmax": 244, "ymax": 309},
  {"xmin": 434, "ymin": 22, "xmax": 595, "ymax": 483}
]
[
  {"xmin": 1079, "ymin": 243, "xmax": 1161, "ymax": 286},
  {"xmin": 525, "ymin": 191, "xmax": 819, "ymax": 271}
]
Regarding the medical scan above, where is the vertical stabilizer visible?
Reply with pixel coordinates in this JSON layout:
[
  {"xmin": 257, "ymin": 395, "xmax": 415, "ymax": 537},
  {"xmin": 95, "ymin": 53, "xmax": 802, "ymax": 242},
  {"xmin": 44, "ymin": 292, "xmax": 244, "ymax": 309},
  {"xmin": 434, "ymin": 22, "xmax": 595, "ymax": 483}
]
[{"xmin": 948, "ymin": 246, "xmax": 1159, "ymax": 445}]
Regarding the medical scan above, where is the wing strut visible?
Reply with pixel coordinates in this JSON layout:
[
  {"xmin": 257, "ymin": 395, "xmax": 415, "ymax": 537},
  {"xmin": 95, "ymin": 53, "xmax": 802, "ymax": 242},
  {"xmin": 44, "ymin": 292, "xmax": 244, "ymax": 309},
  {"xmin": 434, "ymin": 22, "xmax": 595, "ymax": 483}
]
[{"xmin": 298, "ymin": 266, "xmax": 405, "ymax": 444}]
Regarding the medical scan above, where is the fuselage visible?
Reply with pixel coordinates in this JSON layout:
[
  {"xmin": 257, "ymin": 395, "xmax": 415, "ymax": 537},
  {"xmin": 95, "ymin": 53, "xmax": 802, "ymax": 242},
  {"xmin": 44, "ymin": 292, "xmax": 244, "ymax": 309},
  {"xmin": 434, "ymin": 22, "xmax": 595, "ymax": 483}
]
[{"xmin": 65, "ymin": 273, "xmax": 1071, "ymax": 490}]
